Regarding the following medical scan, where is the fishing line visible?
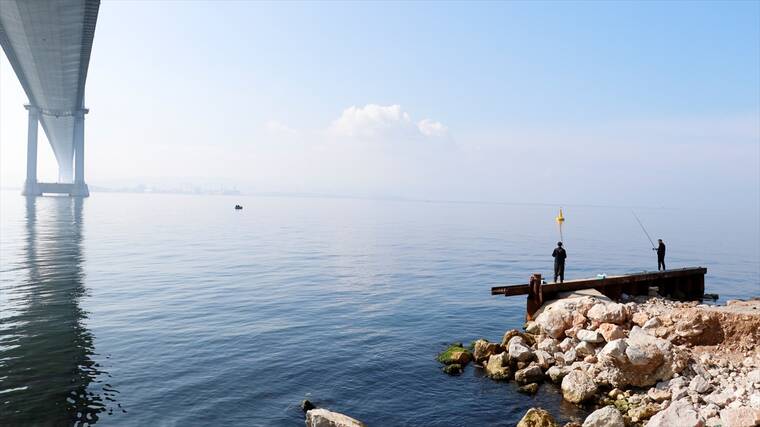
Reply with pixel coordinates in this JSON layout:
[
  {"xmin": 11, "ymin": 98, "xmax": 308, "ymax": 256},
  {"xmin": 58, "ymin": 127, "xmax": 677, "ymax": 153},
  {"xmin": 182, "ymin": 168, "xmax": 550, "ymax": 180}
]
[{"xmin": 632, "ymin": 211, "xmax": 655, "ymax": 249}]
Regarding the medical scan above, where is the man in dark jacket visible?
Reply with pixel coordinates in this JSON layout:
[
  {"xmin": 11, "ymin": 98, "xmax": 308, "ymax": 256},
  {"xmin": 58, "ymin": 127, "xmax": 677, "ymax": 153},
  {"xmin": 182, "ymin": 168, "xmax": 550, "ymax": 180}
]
[
  {"xmin": 655, "ymin": 239, "xmax": 666, "ymax": 271},
  {"xmin": 552, "ymin": 241, "xmax": 567, "ymax": 283}
]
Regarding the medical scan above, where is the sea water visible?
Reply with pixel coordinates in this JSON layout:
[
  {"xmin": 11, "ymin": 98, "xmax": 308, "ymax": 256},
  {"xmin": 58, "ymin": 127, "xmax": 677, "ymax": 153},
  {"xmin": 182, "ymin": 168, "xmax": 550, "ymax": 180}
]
[{"xmin": 1, "ymin": 190, "xmax": 758, "ymax": 426}]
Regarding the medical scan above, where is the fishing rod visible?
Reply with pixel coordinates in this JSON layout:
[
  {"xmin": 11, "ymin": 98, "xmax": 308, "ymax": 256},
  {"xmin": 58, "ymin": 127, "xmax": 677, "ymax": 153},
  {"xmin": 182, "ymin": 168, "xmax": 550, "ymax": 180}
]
[{"xmin": 631, "ymin": 211, "xmax": 655, "ymax": 249}]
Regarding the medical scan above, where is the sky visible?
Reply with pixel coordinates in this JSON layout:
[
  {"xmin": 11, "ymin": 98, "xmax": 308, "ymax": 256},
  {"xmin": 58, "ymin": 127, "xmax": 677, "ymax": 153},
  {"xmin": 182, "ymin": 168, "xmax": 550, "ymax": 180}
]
[{"xmin": 1, "ymin": 0, "xmax": 758, "ymax": 208}]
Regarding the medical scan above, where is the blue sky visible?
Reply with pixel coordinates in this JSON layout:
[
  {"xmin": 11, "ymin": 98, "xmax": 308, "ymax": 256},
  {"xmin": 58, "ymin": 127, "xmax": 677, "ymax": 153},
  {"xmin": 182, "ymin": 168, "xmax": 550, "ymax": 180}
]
[{"xmin": 1, "ymin": 0, "xmax": 758, "ymax": 207}]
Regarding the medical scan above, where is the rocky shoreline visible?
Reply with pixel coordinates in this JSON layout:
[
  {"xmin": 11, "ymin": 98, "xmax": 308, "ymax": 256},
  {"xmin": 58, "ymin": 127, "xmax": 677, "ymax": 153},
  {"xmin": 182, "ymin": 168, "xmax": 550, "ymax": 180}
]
[{"xmin": 437, "ymin": 295, "xmax": 760, "ymax": 426}]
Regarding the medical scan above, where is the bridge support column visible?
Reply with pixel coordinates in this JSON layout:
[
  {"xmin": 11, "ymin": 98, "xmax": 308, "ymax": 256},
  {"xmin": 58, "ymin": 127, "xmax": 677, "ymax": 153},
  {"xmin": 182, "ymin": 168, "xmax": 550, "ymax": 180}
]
[
  {"xmin": 71, "ymin": 109, "xmax": 89, "ymax": 197},
  {"xmin": 22, "ymin": 105, "xmax": 41, "ymax": 196}
]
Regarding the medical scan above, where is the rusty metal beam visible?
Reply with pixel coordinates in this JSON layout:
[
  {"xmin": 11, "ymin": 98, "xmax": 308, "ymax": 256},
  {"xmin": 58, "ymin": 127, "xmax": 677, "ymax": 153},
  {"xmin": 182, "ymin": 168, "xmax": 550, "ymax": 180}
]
[{"xmin": 492, "ymin": 267, "xmax": 708, "ymax": 321}]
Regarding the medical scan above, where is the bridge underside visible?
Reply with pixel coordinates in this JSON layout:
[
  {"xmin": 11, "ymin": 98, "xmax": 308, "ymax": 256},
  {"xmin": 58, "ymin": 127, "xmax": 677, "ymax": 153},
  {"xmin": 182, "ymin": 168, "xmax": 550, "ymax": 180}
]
[{"xmin": 0, "ymin": 0, "xmax": 100, "ymax": 196}]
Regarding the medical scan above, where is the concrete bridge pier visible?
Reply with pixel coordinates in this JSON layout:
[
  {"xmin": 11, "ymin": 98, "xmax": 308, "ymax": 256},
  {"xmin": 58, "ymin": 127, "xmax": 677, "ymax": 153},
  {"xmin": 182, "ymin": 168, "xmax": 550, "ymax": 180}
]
[
  {"xmin": 21, "ymin": 105, "xmax": 90, "ymax": 198},
  {"xmin": 21, "ymin": 105, "xmax": 40, "ymax": 197},
  {"xmin": 71, "ymin": 109, "xmax": 89, "ymax": 197}
]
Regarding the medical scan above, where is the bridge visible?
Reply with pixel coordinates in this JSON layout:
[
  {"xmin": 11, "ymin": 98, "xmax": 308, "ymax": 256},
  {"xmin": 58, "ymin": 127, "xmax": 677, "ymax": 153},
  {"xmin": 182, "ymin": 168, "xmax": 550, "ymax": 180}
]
[{"xmin": 0, "ymin": 0, "xmax": 100, "ymax": 197}]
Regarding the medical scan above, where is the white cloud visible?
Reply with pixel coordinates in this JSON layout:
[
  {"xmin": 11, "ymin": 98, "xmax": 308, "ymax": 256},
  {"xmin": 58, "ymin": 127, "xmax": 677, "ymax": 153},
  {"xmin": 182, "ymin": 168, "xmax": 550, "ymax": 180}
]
[
  {"xmin": 264, "ymin": 120, "xmax": 297, "ymax": 135},
  {"xmin": 328, "ymin": 104, "xmax": 447, "ymax": 139},
  {"xmin": 417, "ymin": 119, "xmax": 448, "ymax": 137}
]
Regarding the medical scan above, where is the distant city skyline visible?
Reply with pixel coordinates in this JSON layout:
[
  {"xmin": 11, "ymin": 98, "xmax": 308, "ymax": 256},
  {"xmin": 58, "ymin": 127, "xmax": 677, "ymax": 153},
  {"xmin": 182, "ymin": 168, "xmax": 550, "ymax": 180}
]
[{"xmin": 1, "ymin": 1, "xmax": 758, "ymax": 208}]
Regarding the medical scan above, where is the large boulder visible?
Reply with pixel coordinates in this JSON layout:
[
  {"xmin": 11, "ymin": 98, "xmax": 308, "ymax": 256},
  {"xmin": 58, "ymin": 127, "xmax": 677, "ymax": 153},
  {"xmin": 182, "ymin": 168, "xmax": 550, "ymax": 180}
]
[
  {"xmin": 577, "ymin": 296, "xmax": 600, "ymax": 316},
  {"xmin": 595, "ymin": 327, "xmax": 688, "ymax": 388},
  {"xmin": 472, "ymin": 339, "xmax": 503, "ymax": 363},
  {"xmin": 587, "ymin": 303, "xmax": 627, "ymax": 325},
  {"xmin": 485, "ymin": 353, "xmax": 511, "ymax": 380},
  {"xmin": 305, "ymin": 409, "xmax": 366, "ymax": 427},
  {"xmin": 515, "ymin": 365, "xmax": 544, "ymax": 384},
  {"xmin": 582, "ymin": 406, "xmax": 625, "ymax": 427},
  {"xmin": 561, "ymin": 370, "xmax": 598, "ymax": 403},
  {"xmin": 625, "ymin": 344, "xmax": 663, "ymax": 369},
  {"xmin": 646, "ymin": 401, "xmax": 703, "ymax": 427},
  {"xmin": 535, "ymin": 303, "xmax": 574, "ymax": 339},
  {"xmin": 517, "ymin": 407, "xmax": 559, "ymax": 427}
]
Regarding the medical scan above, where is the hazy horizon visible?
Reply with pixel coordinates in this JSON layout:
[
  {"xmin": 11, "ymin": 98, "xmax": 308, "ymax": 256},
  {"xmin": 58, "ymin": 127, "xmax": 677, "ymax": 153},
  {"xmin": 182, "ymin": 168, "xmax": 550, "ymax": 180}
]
[{"xmin": 1, "ymin": 1, "xmax": 758, "ymax": 209}]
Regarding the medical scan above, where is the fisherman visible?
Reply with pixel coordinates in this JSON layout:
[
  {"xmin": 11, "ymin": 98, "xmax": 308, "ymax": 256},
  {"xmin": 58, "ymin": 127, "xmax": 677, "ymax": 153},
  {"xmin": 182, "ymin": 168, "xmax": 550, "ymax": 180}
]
[
  {"xmin": 552, "ymin": 241, "xmax": 567, "ymax": 283},
  {"xmin": 654, "ymin": 239, "xmax": 666, "ymax": 271}
]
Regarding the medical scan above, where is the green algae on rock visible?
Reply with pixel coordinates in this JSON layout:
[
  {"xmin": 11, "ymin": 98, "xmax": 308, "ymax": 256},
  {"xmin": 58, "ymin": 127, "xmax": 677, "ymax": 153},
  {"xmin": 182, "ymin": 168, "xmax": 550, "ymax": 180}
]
[{"xmin": 436, "ymin": 343, "xmax": 472, "ymax": 366}]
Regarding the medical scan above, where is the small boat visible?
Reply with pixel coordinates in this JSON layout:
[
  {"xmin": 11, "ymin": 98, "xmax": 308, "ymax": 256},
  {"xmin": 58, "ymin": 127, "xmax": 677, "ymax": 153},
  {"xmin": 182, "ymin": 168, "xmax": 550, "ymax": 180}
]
[{"xmin": 234, "ymin": 205, "xmax": 243, "ymax": 210}]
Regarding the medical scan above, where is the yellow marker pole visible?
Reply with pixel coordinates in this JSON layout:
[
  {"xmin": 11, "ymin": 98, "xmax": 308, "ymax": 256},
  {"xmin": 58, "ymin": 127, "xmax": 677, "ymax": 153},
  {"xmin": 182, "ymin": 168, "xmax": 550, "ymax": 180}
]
[{"xmin": 555, "ymin": 208, "xmax": 565, "ymax": 243}]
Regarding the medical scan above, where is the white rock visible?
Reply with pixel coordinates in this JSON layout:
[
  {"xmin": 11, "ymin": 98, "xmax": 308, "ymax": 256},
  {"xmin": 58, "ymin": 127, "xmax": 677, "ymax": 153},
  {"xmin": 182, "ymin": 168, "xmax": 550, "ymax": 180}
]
[
  {"xmin": 536, "ymin": 306, "xmax": 573, "ymax": 339},
  {"xmin": 719, "ymin": 406, "xmax": 760, "ymax": 427},
  {"xmin": 750, "ymin": 392, "xmax": 760, "ymax": 409},
  {"xmin": 509, "ymin": 340, "xmax": 534, "ymax": 362},
  {"xmin": 577, "ymin": 329, "xmax": 605, "ymax": 343},
  {"xmin": 306, "ymin": 409, "xmax": 366, "ymax": 427},
  {"xmin": 587, "ymin": 303, "xmax": 627, "ymax": 325},
  {"xmin": 598, "ymin": 339, "xmax": 628, "ymax": 363},
  {"xmin": 626, "ymin": 345, "xmax": 655, "ymax": 366},
  {"xmin": 646, "ymin": 400, "xmax": 704, "ymax": 427},
  {"xmin": 747, "ymin": 369, "xmax": 760, "ymax": 387},
  {"xmin": 690, "ymin": 375, "xmax": 713, "ymax": 394},
  {"xmin": 643, "ymin": 317, "xmax": 662, "ymax": 329},
  {"xmin": 538, "ymin": 338, "xmax": 560, "ymax": 354},
  {"xmin": 561, "ymin": 370, "xmax": 598, "ymax": 403},
  {"xmin": 564, "ymin": 348, "xmax": 578, "ymax": 363},
  {"xmin": 583, "ymin": 406, "xmax": 625, "ymax": 427},
  {"xmin": 515, "ymin": 364, "xmax": 544, "ymax": 384},
  {"xmin": 705, "ymin": 390, "xmax": 734, "ymax": 408}
]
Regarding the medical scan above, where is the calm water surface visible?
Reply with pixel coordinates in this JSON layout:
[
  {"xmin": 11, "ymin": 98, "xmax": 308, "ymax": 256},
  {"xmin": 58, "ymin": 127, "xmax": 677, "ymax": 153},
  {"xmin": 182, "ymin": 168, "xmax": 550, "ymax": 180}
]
[{"xmin": 1, "ymin": 190, "xmax": 758, "ymax": 426}]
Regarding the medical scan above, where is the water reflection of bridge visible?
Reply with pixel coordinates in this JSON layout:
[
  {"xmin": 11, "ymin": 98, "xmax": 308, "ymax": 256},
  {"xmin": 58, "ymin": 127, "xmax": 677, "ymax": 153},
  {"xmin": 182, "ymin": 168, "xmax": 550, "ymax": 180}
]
[{"xmin": 0, "ymin": 197, "xmax": 118, "ymax": 424}]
